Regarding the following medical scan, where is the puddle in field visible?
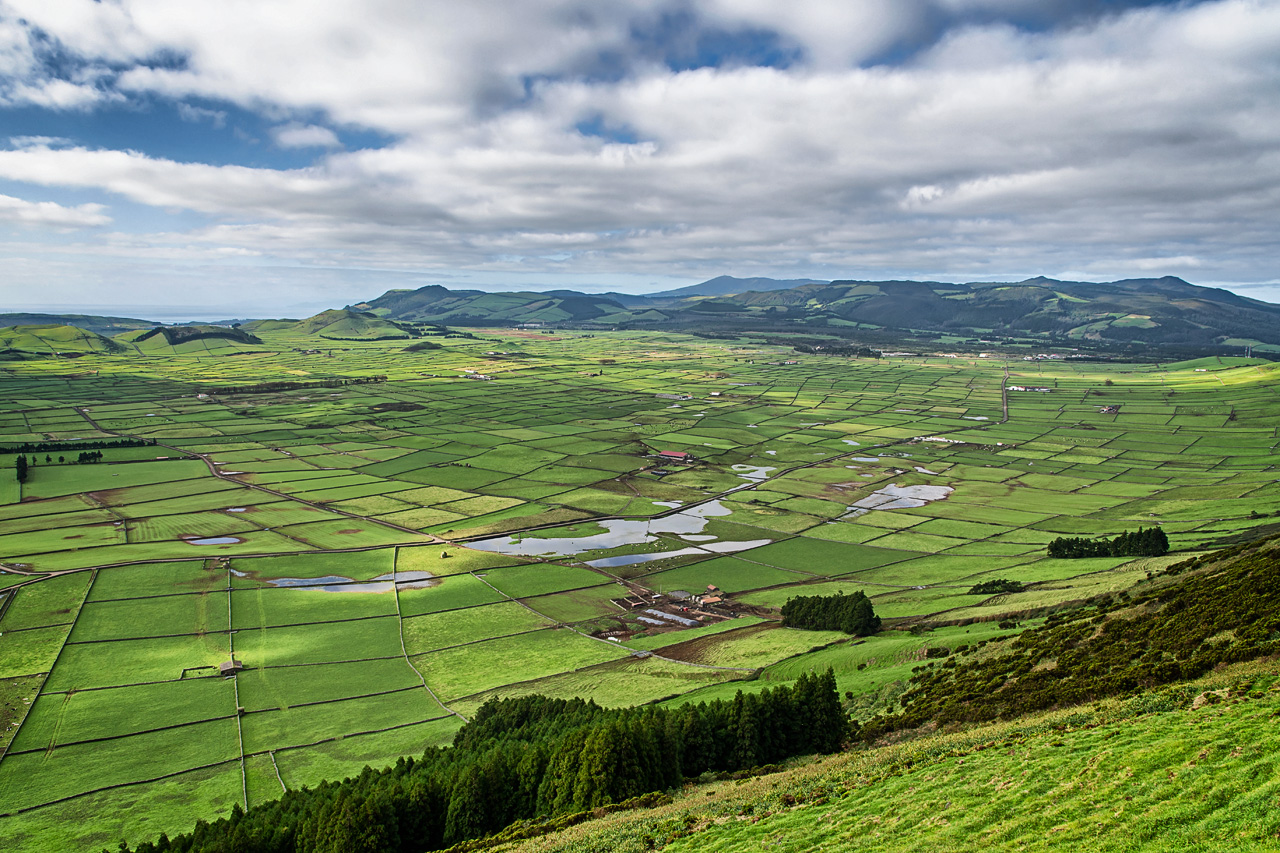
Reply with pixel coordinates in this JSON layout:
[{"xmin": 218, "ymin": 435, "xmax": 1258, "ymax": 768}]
[
  {"xmin": 850, "ymin": 456, "xmax": 880, "ymax": 463},
  {"xmin": 586, "ymin": 539, "xmax": 773, "ymax": 568},
  {"xmin": 844, "ymin": 484, "xmax": 954, "ymax": 518},
  {"xmin": 471, "ymin": 501, "xmax": 738, "ymax": 558},
  {"xmin": 963, "ymin": 416, "xmax": 990, "ymax": 421},
  {"xmin": 731, "ymin": 464, "xmax": 776, "ymax": 482},
  {"xmin": 914, "ymin": 467, "xmax": 939, "ymax": 475},
  {"xmin": 652, "ymin": 501, "xmax": 684, "ymax": 508},
  {"xmin": 184, "ymin": 536, "xmax": 244, "ymax": 545},
  {"xmin": 842, "ymin": 439, "xmax": 861, "ymax": 446},
  {"xmin": 226, "ymin": 508, "xmax": 247, "ymax": 513},
  {"xmin": 262, "ymin": 570, "xmax": 436, "ymax": 593}
]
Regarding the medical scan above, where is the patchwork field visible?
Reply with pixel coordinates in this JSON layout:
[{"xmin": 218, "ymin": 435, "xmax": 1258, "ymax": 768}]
[{"xmin": 0, "ymin": 328, "xmax": 1277, "ymax": 851}]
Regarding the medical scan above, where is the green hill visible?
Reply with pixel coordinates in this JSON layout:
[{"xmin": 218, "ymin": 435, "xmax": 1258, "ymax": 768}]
[
  {"xmin": 497, "ymin": 661, "xmax": 1280, "ymax": 853},
  {"xmin": 0, "ymin": 324, "xmax": 127, "ymax": 358},
  {"xmin": 0, "ymin": 313, "xmax": 153, "ymax": 335},
  {"xmin": 704, "ymin": 276, "xmax": 1280, "ymax": 348},
  {"xmin": 115, "ymin": 325, "xmax": 267, "ymax": 356},
  {"xmin": 346, "ymin": 277, "xmax": 1280, "ymax": 353},
  {"xmin": 268, "ymin": 308, "xmax": 411, "ymax": 339},
  {"xmin": 352, "ymin": 286, "xmax": 634, "ymax": 325}
]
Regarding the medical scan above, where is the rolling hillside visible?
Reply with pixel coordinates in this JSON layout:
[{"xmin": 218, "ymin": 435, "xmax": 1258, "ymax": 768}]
[
  {"xmin": 0, "ymin": 324, "xmax": 127, "ymax": 358},
  {"xmin": 114, "ymin": 535, "xmax": 1280, "ymax": 853},
  {"xmin": 250, "ymin": 308, "xmax": 412, "ymax": 339},
  {"xmin": 719, "ymin": 276, "xmax": 1280, "ymax": 347},
  {"xmin": 0, "ymin": 313, "xmax": 154, "ymax": 335},
  {"xmin": 114, "ymin": 325, "xmax": 267, "ymax": 356},
  {"xmin": 349, "ymin": 276, "xmax": 1280, "ymax": 351},
  {"xmin": 351, "ymin": 285, "xmax": 634, "ymax": 324},
  {"xmin": 645, "ymin": 275, "xmax": 828, "ymax": 300}
]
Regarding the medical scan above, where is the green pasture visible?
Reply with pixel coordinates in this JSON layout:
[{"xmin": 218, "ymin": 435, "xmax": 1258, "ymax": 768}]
[
  {"xmin": 90, "ymin": 561, "xmax": 223, "ymax": 600},
  {"xmin": 400, "ymin": 601, "xmax": 553, "ymax": 654},
  {"xmin": 2, "ymin": 338, "xmax": 1280, "ymax": 853},
  {"xmin": 0, "ymin": 573, "xmax": 92, "ymax": 631},
  {"xmin": 240, "ymin": 688, "xmax": 445, "ymax": 754},
  {"xmin": 232, "ymin": 584, "xmax": 398, "ymax": 629},
  {"xmin": 45, "ymin": 631, "xmax": 230, "ymax": 691},
  {"xmin": 18, "ymin": 460, "xmax": 211, "ymax": 500},
  {"xmin": 0, "ymin": 717, "xmax": 240, "ymax": 814},
  {"xmin": 232, "ymin": 617, "xmax": 404, "ymax": 668},
  {"xmin": 448, "ymin": 654, "xmax": 746, "ymax": 719},
  {"xmin": 478, "ymin": 562, "xmax": 608, "ymax": 598},
  {"xmin": 11, "ymin": 676, "xmax": 235, "ymax": 752},
  {"xmin": 268, "ymin": 715, "xmax": 463, "ymax": 797},
  {"xmin": 412, "ymin": 628, "xmax": 628, "ymax": 700},
  {"xmin": 72, "ymin": 590, "xmax": 230, "ymax": 641},
  {"xmin": 236, "ymin": 657, "xmax": 425, "ymax": 712}
]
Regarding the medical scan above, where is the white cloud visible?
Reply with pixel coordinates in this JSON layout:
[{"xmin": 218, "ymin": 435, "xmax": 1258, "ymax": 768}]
[
  {"xmin": 176, "ymin": 103, "xmax": 226, "ymax": 127},
  {"xmin": 271, "ymin": 122, "xmax": 341, "ymax": 149},
  {"xmin": 0, "ymin": 0, "xmax": 1276, "ymax": 307},
  {"xmin": 0, "ymin": 193, "xmax": 110, "ymax": 227},
  {"xmin": 8, "ymin": 135, "xmax": 72, "ymax": 148}
]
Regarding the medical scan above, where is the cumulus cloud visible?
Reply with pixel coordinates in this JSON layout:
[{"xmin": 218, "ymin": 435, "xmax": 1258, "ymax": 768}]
[
  {"xmin": 0, "ymin": 193, "xmax": 110, "ymax": 227},
  {"xmin": 176, "ymin": 103, "xmax": 227, "ymax": 127},
  {"xmin": 0, "ymin": 0, "xmax": 1277, "ymax": 310},
  {"xmin": 271, "ymin": 123, "xmax": 342, "ymax": 149}
]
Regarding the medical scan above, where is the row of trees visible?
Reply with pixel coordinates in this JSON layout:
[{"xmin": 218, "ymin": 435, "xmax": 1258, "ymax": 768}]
[
  {"xmin": 0, "ymin": 437, "xmax": 151, "ymax": 454},
  {"xmin": 14, "ymin": 451, "xmax": 107, "ymax": 482},
  {"xmin": 209, "ymin": 376, "xmax": 388, "ymax": 395},
  {"xmin": 121, "ymin": 670, "xmax": 847, "ymax": 853},
  {"xmin": 780, "ymin": 590, "xmax": 881, "ymax": 636},
  {"xmin": 1047, "ymin": 526, "xmax": 1169, "ymax": 558}
]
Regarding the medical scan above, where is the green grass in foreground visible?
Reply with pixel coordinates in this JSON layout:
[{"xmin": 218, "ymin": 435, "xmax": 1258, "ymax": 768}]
[{"xmin": 497, "ymin": 660, "xmax": 1280, "ymax": 853}]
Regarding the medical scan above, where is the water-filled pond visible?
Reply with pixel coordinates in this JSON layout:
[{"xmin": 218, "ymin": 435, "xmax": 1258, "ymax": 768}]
[
  {"xmin": 844, "ymin": 484, "xmax": 954, "ymax": 517},
  {"xmin": 470, "ymin": 500, "xmax": 773, "ymax": 563},
  {"xmin": 259, "ymin": 571, "xmax": 436, "ymax": 593}
]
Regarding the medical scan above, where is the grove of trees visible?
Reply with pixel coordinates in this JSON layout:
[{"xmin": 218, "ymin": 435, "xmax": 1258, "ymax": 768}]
[
  {"xmin": 120, "ymin": 670, "xmax": 847, "ymax": 853},
  {"xmin": 780, "ymin": 590, "xmax": 880, "ymax": 636},
  {"xmin": 1047, "ymin": 526, "xmax": 1169, "ymax": 558}
]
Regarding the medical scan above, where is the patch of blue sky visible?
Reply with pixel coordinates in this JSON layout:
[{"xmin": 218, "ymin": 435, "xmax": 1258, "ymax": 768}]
[
  {"xmin": 629, "ymin": 11, "xmax": 802, "ymax": 72},
  {"xmin": 1, "ymin": 97, "xmax": 393, "ymax": 170},
  {"xmin": 574, "ymin": 114, "xmax": 640, "ymax": 145}
]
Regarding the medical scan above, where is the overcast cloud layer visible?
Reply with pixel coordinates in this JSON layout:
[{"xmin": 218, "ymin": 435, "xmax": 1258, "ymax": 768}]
[{"xmin": 0, "ymin": 0, "xmax": 1278, "ymax": 317}]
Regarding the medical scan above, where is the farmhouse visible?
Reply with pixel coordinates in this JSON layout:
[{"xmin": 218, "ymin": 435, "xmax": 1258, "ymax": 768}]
[
  {"xmin": 219, "ymin": 659, "xmax": 244, "ymax": 676},
  {"xmin": 654, "ymin": 450, "xmax": 694, "ymax": 463}
]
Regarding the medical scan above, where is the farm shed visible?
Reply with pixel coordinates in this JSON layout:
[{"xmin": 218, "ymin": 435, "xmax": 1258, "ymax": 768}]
[{"xmin": 644, "ymin": 609, "xmax": 700, "ymax": 628}]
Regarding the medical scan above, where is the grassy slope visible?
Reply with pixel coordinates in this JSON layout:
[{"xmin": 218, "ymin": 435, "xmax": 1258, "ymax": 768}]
[
  {"xmin": 496, "ymin": 659, "xmax": 1280, "ymax": 853},
  {"xmin": 0, "ymin": 325, "xmax": 124, "ymax": 355}
]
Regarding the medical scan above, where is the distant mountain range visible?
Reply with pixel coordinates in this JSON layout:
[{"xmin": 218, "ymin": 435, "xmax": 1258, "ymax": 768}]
[
  {"xmin": 645, "ymin": 275, "xmax": 829, "ymax": 299},
  {"xmin": 5, "ymin": 275, "xmax": 1279, "ymax": 357},
  {"xmin": 350, "ymin": 275, "xmax": 1280, "ymax": 350}
]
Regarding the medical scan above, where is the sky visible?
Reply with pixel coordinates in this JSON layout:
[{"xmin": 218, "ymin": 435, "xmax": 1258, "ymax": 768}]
[{"xmin": 0, "ymin": 0, "xmax": 1278, "ymax": 320}]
